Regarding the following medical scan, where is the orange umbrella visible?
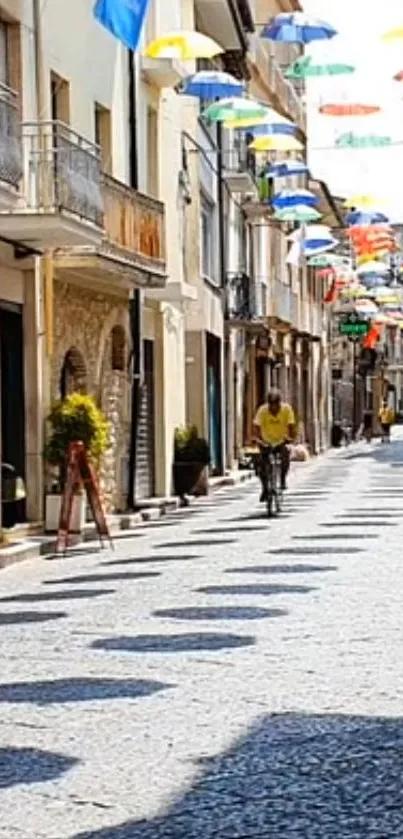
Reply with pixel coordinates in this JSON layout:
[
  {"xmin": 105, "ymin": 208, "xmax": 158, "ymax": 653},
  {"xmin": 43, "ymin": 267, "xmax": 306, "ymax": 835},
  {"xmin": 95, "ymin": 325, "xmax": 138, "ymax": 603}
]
[
  {"xmin": 323, "ymin": 279, "xmax": 339, "ymax": 304},
  {"xmin": 319, "ymin": 103, "xmax": 381, "ymax": 116},
  {"xmin": 362, "ymin": 324, "xmax": 381, "ymax": 349}
]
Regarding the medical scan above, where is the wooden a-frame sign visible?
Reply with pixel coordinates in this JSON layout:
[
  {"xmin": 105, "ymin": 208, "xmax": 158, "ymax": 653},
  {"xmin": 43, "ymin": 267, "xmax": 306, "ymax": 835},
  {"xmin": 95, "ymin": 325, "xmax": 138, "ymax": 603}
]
[{"xmin": 55, "ymin": 441, "xmax": 113, "ymax": 553}]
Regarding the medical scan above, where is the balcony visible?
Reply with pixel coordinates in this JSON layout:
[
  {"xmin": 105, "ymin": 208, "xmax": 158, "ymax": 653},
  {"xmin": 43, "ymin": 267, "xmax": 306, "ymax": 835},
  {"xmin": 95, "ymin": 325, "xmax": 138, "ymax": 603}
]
[
  {"xmin": 141, "ymin": 56, "xmax": 188, "ymax": 89},
  {"xmin": 195, "ymin": 0, "xmax": 254, "ymax": 51},
  {"xmin": 0, "ymin": 83, "xmax": 23, "ymax": 208},
  {"xmin": 0, "ymin": 121, "xmax": 103, "ymax": 249},
  {"xmin": 225, "ymin": 271, "xmax": 266, "ymax": 329},
  {"xmin": 54, "ymin": 173, "xmax": 167, "ymax": 290},
  {"xmin": 222, "ymin": 142, "xmax": 257, "ymax": 194},
  {"xmin": 247, "ymin": 34, "xmax": 306, "ymax": 133},
  {"xmin": 269, "ymin": 278, "xmax": 291, "ymax": 326}
]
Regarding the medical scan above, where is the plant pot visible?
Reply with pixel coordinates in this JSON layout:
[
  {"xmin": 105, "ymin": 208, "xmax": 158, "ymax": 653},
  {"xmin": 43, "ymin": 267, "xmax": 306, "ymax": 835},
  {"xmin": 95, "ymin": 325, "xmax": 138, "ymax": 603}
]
[
  {"xmin": 173, "ymin": 463, "xmax": 209, "ymax": 498},
  {"xmin": 45, "ymin": 493, "xmax": 86, "ymax": 534}
]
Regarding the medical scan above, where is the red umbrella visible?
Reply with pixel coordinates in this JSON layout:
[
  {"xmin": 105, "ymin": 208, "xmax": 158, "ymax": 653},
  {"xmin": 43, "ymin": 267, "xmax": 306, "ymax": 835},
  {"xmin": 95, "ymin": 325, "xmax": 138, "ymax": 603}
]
[
  {"xmin": 319, "ymin": 103, "xmax": 380, "ymax": 116},
  {"xmin": 394, "ymin": 70, "xmax": 403, "ymax": 81}
]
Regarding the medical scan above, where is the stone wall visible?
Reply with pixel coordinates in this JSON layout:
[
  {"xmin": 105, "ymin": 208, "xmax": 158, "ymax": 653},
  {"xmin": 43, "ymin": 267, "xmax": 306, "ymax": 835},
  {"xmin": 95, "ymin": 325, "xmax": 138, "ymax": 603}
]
[{"xmin": 52, "ymin": 280, "xmax": 131, "ymax": 511}]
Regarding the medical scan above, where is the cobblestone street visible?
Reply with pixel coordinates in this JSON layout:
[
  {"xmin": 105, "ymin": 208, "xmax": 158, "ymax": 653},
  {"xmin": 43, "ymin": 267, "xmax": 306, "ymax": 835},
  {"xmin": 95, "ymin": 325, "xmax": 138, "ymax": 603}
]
[{"xmin": 1, "ymin": 436, "xmax": 403, "ymax": 838}]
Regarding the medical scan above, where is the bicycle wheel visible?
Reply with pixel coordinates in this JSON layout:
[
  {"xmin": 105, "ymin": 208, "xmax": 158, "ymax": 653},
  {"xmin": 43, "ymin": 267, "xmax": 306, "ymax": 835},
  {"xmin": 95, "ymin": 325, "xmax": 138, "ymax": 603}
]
[{"xmin": 274, "ymin": 458, "xmax": 283, "ymax": 515}]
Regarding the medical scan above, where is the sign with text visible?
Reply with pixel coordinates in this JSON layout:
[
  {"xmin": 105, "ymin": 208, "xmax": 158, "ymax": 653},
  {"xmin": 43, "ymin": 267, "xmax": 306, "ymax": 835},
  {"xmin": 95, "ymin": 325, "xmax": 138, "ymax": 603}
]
[
  {"xmin": 338, "ymin": 314, "xmax": 370, "ymax": 338},
  {"xmin": 55, "ymin": 441, "xmax": 112, "ymax": 554}
]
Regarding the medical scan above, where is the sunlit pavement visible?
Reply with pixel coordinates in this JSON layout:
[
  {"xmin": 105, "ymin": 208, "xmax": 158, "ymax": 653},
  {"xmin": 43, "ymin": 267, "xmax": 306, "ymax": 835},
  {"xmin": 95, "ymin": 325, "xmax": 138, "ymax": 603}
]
[{"xmin": 1, "ymin": 432, "xmax": 403, "ymax": 838}]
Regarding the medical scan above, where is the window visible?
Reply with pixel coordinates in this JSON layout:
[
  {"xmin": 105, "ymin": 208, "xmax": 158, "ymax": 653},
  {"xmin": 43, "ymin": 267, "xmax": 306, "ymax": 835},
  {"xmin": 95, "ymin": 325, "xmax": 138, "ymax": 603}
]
[
  {"xmin": 95, "ymin": 102, "xmax": 112, "ymax": 173},
  {"xmin": 50, "ymin": 71, "xmax": 70, "ymax": 123},
  {"xmin": 200, "ymin": 195, "xmax": 215, "ymax": 280},
  {"xmin": 0, "ymin": 20, "xmax": 8, "ymax": 84}
]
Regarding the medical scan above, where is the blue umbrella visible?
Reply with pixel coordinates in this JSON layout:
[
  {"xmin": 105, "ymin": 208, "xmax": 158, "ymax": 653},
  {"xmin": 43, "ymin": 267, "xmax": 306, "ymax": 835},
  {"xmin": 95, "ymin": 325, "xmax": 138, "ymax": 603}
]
[
  {"xmin": 242, "ymin": 121, "xmax": 297, "ymax": 137},
  {"xmin": 261, "ymin": 12, "xmax": 337, "ymax": 43},
  {"xmin": 346, "ymin": 210, "xmax": 390, "ymax": 225},
  {"xmin": 179, "ymin": 70, "xmax": 245, "ymax": 99},
  {"xmin": 266, "ymin": 160, "xmax": 309, "ymax": 178},
  {"xmin": 272, "ymin": 188, "xmax": 318, "ymax": 209}
]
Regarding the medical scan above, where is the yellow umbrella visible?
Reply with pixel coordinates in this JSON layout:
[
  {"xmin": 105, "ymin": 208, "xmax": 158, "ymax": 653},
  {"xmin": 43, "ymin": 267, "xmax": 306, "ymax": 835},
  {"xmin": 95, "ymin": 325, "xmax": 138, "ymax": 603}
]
[
  {"xmin": 340, "ymin": 285, "xmax": 367, "ymax": 298},
  {"xmin": 382, "ymin": 27, "xmax": 403, "ymax": 41},
  {"xmin": 144, "ymin": 31, "xmax": 223, "ymax": 59},
  {"xmin": 344, "ymin": 194, "xmax": 377, "ymax": 209},
  {"xmin": 248, "ymin": 135, "xmax": 303, "ymax": 152}
]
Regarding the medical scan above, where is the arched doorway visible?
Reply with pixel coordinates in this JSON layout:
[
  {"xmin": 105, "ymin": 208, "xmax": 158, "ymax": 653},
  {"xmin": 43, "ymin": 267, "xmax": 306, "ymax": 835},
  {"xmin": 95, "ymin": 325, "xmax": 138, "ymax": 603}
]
[
  {"xmin": 99, "ymin": 325, "xmax": 130, "ymax": 511},
  {"xmin": 60, "ymin": 347, "xmax": 87, "ymax": 398}
]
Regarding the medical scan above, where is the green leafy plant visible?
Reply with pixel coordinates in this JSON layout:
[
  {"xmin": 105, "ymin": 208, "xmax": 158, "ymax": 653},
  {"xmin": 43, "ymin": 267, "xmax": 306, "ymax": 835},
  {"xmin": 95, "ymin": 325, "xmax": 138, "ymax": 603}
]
[
  {"xmin": 174, "ymin": 424, "xmax": 210, "ymax": 465},
  {"xmin": 44, "ymin": 393, "xmax": 110, "ymax": 484}
]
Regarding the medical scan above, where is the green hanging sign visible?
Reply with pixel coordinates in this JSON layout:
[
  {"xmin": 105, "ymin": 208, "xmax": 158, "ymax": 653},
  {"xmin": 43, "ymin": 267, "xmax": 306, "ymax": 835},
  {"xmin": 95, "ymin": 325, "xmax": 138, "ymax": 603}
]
[{"xmin": 338, "ymin": 313, "xmax": 370, "ymax": 337}]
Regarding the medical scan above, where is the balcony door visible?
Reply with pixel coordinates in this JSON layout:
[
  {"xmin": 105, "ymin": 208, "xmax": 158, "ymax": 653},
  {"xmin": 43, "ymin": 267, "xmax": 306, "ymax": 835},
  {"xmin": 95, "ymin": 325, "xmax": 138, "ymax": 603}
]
[{"xmin": 0, "ymin": 303, "xmax": 26, "ymax": 526}]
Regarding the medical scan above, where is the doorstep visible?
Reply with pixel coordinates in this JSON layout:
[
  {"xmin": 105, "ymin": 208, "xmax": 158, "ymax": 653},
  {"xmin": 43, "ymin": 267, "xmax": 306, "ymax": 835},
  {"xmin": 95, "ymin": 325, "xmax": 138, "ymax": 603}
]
[{"xmin": 0, "ymin": 469, "xmax": 254, "ymax": 571}]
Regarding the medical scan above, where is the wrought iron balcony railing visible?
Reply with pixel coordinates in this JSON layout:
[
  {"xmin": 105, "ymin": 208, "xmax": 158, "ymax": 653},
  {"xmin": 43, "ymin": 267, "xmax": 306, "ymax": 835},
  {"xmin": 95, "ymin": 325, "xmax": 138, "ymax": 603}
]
[
  {"xmin": 22, "ymin": 121, "xmax": 103, "ymax": 227},
  {"xmin": 226, "ymin": 271, "xmax": 255, "ymax": 321},
  {"xmin": 0, "ymin": 82, "xmax": 23, "ymax": 189}
]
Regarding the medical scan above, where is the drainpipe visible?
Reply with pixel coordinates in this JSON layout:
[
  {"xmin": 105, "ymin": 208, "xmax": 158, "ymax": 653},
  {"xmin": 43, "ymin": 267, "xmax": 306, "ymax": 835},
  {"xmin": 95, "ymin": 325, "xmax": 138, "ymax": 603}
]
[
  {"xmin": 127, "ymin": 49, "xmax": 141, "ymax": 510},
  {"xmin": 216, "ymin": 121, "xmax": 227, "ymax": 473}
]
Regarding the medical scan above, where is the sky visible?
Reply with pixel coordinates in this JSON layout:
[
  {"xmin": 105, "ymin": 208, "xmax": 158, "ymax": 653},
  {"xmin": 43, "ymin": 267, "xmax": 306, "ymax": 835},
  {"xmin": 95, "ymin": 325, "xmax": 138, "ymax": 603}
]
[{"xmin": 303, "ymin": 0, "xmax": 403, "ymax": 220}]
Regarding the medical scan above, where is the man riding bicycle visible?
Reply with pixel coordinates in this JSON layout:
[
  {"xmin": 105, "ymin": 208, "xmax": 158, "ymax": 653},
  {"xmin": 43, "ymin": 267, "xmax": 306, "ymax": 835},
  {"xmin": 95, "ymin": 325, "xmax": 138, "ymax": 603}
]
[{"xmin": 253, "ymin": 389, "xmax": 296, "ymax": 501}]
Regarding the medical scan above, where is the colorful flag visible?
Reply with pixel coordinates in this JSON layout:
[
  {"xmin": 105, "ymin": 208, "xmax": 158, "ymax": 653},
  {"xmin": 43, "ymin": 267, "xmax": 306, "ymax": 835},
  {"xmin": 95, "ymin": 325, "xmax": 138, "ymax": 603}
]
[{"xmin": 93, "ymin": 0, "xmax": 150, "ymax": 51}]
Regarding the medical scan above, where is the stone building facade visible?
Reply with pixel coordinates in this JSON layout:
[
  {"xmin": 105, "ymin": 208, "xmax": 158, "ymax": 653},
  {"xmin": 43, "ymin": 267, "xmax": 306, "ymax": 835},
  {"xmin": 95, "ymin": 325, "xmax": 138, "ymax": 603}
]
[{"xmin": 51, "ymin": 281, "xmax": 131, "ymax": 511}]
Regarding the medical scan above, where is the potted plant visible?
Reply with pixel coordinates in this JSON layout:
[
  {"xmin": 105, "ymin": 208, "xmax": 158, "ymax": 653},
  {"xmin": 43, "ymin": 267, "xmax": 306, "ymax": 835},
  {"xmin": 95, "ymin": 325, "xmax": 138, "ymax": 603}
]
[
  {"xmin": 173, "ymin": 425, "xmax": 210, "ymax": 503},
  {"xmin": 44, "ymin": 393, "xmax": 110, "ymax": 533}
]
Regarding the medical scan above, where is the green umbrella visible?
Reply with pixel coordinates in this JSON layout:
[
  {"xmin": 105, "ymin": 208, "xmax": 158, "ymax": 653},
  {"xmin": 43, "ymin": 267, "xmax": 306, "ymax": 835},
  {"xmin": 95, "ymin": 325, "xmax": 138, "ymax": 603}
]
[
  {"xmin": 275, "ymin": 205, "xmax": 322, "ymax": 223},
  {"xmin": 285, "ymin": 56, "xmax": 355, "ymax": 79},
  {"xmin": 307, "ymin": 253, "xmax": 345, "ymax": 267},
  {"xmin": 335, "ymin": 132, "xmax": 392, "ymax": 149},
  {"xmin": 202, "ymin": 97, "xmax": 269, "ymax": 122}
]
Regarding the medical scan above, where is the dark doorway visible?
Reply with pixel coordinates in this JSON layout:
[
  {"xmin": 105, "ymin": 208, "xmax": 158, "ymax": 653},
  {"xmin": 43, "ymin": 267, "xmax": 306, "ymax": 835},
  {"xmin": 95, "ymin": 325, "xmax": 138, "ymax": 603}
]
[
  {"xmin": 135, "ymin": 339, "xmax": 155, "ymax": 499},
  {"xmin": 1, "ymin": 305, "xmax": 26, "ymax": 526},
  {"xmin": 206, "ymin": 333, "xmax": 222, "ymax": 474}
]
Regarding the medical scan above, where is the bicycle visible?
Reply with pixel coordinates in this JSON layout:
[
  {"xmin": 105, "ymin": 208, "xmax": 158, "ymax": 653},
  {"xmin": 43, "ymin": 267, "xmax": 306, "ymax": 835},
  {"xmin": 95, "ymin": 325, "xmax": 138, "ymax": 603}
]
[{"xmin": 259, "ymin": 443, "xmax": 284, "ymax": 518}]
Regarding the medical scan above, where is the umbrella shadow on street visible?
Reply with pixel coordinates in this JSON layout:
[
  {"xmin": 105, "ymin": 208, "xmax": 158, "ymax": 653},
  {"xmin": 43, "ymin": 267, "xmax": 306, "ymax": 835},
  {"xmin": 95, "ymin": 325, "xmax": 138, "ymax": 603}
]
[
  {"xmin": 197, "ymin": 583, "xmax": 316, "ymax": 596},
  {"xmin": 152, "ymin": 606, "xmax": 288, "ymax": 621},
  {"xmin": 91, "ymin": 632, "xmax": 256, "ymax": 654},
  {"xmin": 0, "ymin": 677, "xmax": 172, "ymax": 706},
  {"xmin": 226, "ymin": 564, "xmax": 338, "ymax": 576},
  {"xmin": 0, "ymin": 610, "xmax": 67, "ymax": 625},
  {"xmin": 73, "ymin": 712, "xmax": 403, "ymax": 839},
  {"xmin": 41, "ymin": 572, "xmax": 160, "ymax": 585},
  {"xmin": 0, "ymin": 746, "xmax": 78, "ymax": 789},
  {"xmin": 0, "ymin": 589, "xmax": 115, "ymax": 603}
]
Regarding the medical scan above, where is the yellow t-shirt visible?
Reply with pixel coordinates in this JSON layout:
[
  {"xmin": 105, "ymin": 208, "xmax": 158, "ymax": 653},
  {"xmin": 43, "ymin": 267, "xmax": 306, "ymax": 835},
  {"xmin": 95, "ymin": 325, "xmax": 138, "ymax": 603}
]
[
  {"xmin": 379, "ymin": 406, "xmax": 394, "ymax": 424},
  {"xmin": 254, "ymin": 402, "xmax": 295, "ymax": 445}
]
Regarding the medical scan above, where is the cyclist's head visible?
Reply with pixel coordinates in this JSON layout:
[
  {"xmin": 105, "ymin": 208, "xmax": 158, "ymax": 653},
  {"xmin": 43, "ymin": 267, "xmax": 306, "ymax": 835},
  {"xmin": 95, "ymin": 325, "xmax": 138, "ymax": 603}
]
[{"xmin": 267, "ymin": 389, "xmax": 281, "ymax": 412}]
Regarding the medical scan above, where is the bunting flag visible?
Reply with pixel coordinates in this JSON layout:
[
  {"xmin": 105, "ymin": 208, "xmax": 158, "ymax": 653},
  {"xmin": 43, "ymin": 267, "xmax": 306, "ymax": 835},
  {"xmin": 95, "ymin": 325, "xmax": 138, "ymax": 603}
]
[
  {"xmin": 362, "ymin": 324, "xmax": 381, "ymax": 349},
  {"xmin": 93, "ymin": 0, "xmax": 150, "ymax": 50}
]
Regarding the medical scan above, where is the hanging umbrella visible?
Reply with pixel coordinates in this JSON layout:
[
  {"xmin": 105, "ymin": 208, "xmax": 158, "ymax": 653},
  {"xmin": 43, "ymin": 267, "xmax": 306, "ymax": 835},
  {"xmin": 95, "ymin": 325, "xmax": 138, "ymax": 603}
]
[
  {"xmin": 356, "ymin": 261, "xmax": 389, "ymax": 276},
  {"xmin": 285, "ymin": 56, "xmax": 355, "ymax": 79},
  {"xmin": 203, "ymin": 97, "xmax": 269, "ymax": 122},
  {"xmin": 319, "ymin": 103, "xmax": 381, "ymax": 116},
  {"xmin": 261, "ymin": 12, "xmax": 337, "ymax": 43},
  {"xmin": 241, "ymin": 121, "xmax": 297, "ymax": 136},
  {"xmin": 179, "ymin": 70, "xmax": 244, "ymax": 98},
  {"xmin": 336, "ymin": 133, "xmax": 392, "ymax": 149},
  {"xmin": 272, "ymin": 188, "xmax": 318, "ymax": 209},
  {"xmin": 394, "ymin": 70, "xmax": 403, "ymax": 81},
  {"xmin": 344, "ymin": 195, "xmax": 379, "ymax": 209},
  {"xmin": 346, "ymin": 211, "xmax": 390, "ymax": 226},
  {"xmin": 307, "ymin": 254, "xmax": 346, "ymax": 267},
  {"xmin": 225, "ymin": 109, "xmax": 295, "ymax": 131},
  {"xmin": 144, "ymin": 31, "xmax": 223, "ymax": 59},
  {"xmin": 248, "ymin": 135, "xmax": 303, "ymax": 152},
  {"xmin": 382, "ymin": 27, "xmax": 403, "ymax": 42},
  {"xmin": 341, "ymin": 285, "xmax": 368, "ymax": 298},
  {"xmin": 266, "ymin": 159, "xmax": 309, "ymax": 178},
  {"xmin": 274, "ymin": 205, "xmax": 322, "ymax": 223}
]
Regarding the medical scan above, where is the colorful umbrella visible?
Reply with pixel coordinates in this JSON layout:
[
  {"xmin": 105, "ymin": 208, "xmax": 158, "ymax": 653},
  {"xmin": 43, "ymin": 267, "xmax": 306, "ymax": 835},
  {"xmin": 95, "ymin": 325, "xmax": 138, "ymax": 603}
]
[
  {"xmin": 272, "ymin": 188, "xmax": 318, "ymax": 209},
  {"xmin": 248, "ymin": 135, "xmax": 303, "ymax": 152},
  {"xmin": 242, "ymin": 121, "xmax": 297, "ymax": 136},
  {"xmin": 274, "ymin": 205, "xmax": 322, "ymax": 223},
  {"xmin": 356, "ymin": 261, "xmax": 389, "ymax": 276},
  {"xmin": 285, "ymin": 56, "xmax": 354, "ymax": 79},
  {"xmin": 203, "ymin": 97, "xmax": 269, "ymax": 123},
  {"xmin": 179, "ymin": 70, "xmax": 244, "ymax": 99},
  {"xmin": 394, "ymin": 70, "xmax": 403, "ymax": 81},
  {"xmin": 319, "ymin": 103, "xmax": 381, "ymax": 116},
  {"xmin": 346, "ymin": 211, "xmax": 390, "ymax": 226},
  {"xmin": 261, "ymin": 12, "xmax": 337, "ymax": 43},
  {"xmin": 307, "ymin": 254, "xmax": 346, "ymax": 267},
  {"xmin": 144, "ymin": 31, "xmax": 223, "ymax": 59},
  {"xmin": 336, "ymin": 133, "xmax": 392, "ymax": 149},
  {"xmin": 382, "ymin": 27, "xmax": 403, "ymax": 42},
  {"xmin": 266, "ymin": 159, "xmax": 309, "ymax": 178},
  {"xmin": 228, "ymin": 110, "xmax": 296, "ymax": 131},
  {"xmin": 344, "ymin": 195, "xmax": 379, "ymax": 209}
]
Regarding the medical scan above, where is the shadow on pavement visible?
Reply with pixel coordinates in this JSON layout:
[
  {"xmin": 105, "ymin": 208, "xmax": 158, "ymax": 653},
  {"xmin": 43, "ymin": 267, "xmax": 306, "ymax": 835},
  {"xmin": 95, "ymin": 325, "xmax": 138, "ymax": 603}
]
[
  {"xmin": 153, "ymin": 606, "xmax": 287, "ymax": 621},
  {"xmin": 322, "ymin": 520, "xmax": 394, "ymax": 528},
  {"xmin": 292, "ymin": 534, "xmax": 378, "ymax": 541},
  {"xmin": 73, "ymin": 713, "xmax": 403, "ymax": 839},
  {"xmin": 0, "ymin": 589, "xmax": 115, "ymax": 603},
  {"xmin": 193, "ymin": 526, "xmax": 268, "ymax": 534},
  {"xmin": 0, "ymin": 677, "xmax": 172, "ymax": 705},
  {"xmin": 42, "ymin": 572, "xmax": 160, "ymax": 585},
  {"xmin": 91, "ymin": 632, "xmax": 255, "ymax": 654},
  {"xmin": 226, "ymin": 564, "xmax": 338, "ymax": 576},
  {"xmin": 102, "ymin": 555, "xmax": 202, "ymax": 567},
  {"xmin": 154, "ymin": 539, "xmax": 237, "ymax": 549},
  {"xmin": 0, "ymin": 610, "xmax": 67, "ymax": 624},
  {"xmin": 197, "ymin": 583, "xmax": 316, "ymax": 596},
  {"xmin": 1, "ymin": 746, "xmax": 78, "ymax": 789},
  {"xmin": 268, "ymin": 547, "xmax": 363, "ymax": 556}
]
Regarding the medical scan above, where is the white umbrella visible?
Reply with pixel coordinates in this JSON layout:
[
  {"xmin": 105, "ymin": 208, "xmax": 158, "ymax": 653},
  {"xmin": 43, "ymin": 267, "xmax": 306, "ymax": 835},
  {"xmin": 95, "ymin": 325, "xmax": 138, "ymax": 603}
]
[{"xmin": 356, "ymin": 261, "xmax": 389, "ymax": 276}]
